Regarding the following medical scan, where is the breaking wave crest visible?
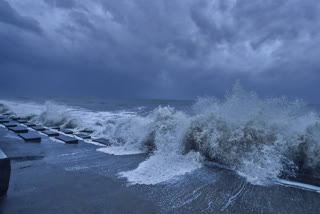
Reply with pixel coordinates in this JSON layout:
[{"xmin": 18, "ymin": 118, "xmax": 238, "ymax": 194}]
[
  {"xmin": 185, "ymin": 84, "xmax": 319, "ymax": 185},
  {"xmin": 1, "ymin": 83, "xmax": 319, "ymax": 185}
]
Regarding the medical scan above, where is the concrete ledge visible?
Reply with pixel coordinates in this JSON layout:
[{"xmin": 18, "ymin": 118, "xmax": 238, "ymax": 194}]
[
  {"xmin": 42, "ymin": 130, "xmax": 59, "ymax": 137},
  {"xmin": 0, "ymin": 148, "xmax": 11, "ymax": 198},
  {"xmin": 75, "ymin": 133, "xmax": 91, "ymax": 139},
  {"xmin": 32, "ymin": 126, "xmax": 46, "ymax": 131},
  {"xmin": 8, "ymin": 126, "xmax": 29, "ymax": 133},
  {"xmin": 55, "ymin": 135, "xmax": 78, "ymax": 144},
  {"xmin": 19, "ymin": 132, "xmax": 42, "ymax": 142},
  {"xmin": 60, "ymin": 129, "xmax": 73, "ymax": 134}
]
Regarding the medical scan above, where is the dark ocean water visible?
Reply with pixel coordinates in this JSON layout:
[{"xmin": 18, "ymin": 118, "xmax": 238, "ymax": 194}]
[{"xmin": 0, "ymin": 96, "xmax": 194, "ymax": 113}]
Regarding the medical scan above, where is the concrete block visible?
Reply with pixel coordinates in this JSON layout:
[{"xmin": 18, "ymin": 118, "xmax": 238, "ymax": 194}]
[
  {"xmin": 0, "ymin": 119, "xmax": 10, "ymax": 124},
  {"xmin": 0, "ymin": 149, "xmax": 11, "ymax": 198},
  {"xmin": 25, "ymin": 122, "xmax": 36, "ymax": 127},
  {"xmin": 50, "ymin": 126, "xmax": 60, "ymax": 130},
  {"xmin": 32, "ymin": 126, "xmax": 46, "ymax": 131},
  {"xmin": 75, "ymin": 133, "xmax": 91, "ymax": 139},
  {"xmin": 17, "ymin": 119, "xmax": 28, "ymax": 123},
  {"xmin": 42, "ymin": 130, "xmax": 59, "ymax": 137},
  {"xmin": 92, "ymin": 138, "xmax": 111, "ymax": 146},
  {"xmin": 18, "ymin": 132, "xmax": 41, "ymax": 142},
  {"xmin": 10, "ymin": 116, "xmax": 20, "ymax": 120},
  {"xmin": 55, "ymin": 135, "xmax": 78, "ymax": 144},
  {"xmin": 60, "ymin": 129, "xmax": 73, "ymax": 134},
  {"xmin": 8, "ymin": 126, "xmax": 29, "ymax": 133},
  {"xmin": 4, "ymin": 123, "xmax": 18, "ymax": 128},
  {"xmin": 80, "ymin": 129, "xmax": 94, "ymax": 134}
]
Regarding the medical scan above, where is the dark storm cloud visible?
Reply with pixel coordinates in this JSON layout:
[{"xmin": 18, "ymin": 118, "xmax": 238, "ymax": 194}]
[
  {"xmin": 0, "ymin": 0, "xmax": 319, "ymax": 103},
  {"xmin": 0, "ymin": 1, "xmax": 42, "ymax": 34}
]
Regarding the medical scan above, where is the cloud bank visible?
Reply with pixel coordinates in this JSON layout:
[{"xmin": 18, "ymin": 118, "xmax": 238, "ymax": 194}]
[{"xmin": 0, "ymin": 0, "xmax": 319, "ymax": 102}]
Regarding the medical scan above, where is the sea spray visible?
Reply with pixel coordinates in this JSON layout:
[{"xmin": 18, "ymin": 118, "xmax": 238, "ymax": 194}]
[
  {"xmin": 36, "ymin": 101, "xmax": 82, "ymax": 128},
  {"xmin": 119, "ymin": 106, "xmax": 203, "ymax": 185},
  {"xmin": 184, "ymin": 83, "xmax": 319, "ymax": 184}
]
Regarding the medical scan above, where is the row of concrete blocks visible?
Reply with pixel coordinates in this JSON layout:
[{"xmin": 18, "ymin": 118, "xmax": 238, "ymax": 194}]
[
  {"xmin": 0, "ymin": 115, "xmax": 91, "ymax": 144},
  {"xmin": 0, "ymin": 112, "xmax": 111, "ymax": 199},
  {"xmin": 0, "ymin": 114, "xmax": 111, "ymax": 146},
  {"xmin": 0, "ymin": 113, "xmax": 90, "ymax": 198}
]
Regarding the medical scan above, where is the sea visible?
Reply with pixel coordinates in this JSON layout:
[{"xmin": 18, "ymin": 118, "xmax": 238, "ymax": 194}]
[{"xmin": 0, "ymin": 83, "xmax": 319, "ymax": 187}]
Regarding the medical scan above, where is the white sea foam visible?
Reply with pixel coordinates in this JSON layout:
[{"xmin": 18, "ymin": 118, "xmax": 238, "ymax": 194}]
[
  {"xmin": 97, "ymin": 146, "xmax": 145, "ymax": 155},
  {"xmin": 276, "ymin": 179, "xmax": 320, "ymax": 193},
  {"xmin": 0, "ymin": 100, "xmax": 44, "ymax": 117},
  {"xmin": 119, "ymin": 152, "xmax": 203, "ymax": 185}
]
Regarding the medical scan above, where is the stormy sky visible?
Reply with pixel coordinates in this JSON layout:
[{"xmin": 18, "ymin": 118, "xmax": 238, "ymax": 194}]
[{"xmin": 0, "ymin": 0, "xmax": 319, "ymax": 103}]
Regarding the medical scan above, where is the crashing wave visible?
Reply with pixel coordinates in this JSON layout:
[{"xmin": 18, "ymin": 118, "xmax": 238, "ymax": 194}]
[{"xmin": 185, "ymin": 83, "xmax": 319, "ymax": 185}]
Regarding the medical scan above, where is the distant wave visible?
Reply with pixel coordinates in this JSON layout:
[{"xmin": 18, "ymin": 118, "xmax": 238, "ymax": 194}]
[{"xmin": 1, "ymin": 83, "xmax": 319, "ymax": 185}]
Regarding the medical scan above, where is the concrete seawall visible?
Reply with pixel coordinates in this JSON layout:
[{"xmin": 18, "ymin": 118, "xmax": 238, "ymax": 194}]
[{"xmin": 0, "ymin": 148, "xmax": 10, "ymax": 198}]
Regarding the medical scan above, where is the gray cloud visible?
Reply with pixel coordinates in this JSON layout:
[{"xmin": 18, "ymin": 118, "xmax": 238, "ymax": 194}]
[{"xmin": 0, "ymin": 0, "xmax": 319, "ymax": 103}]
